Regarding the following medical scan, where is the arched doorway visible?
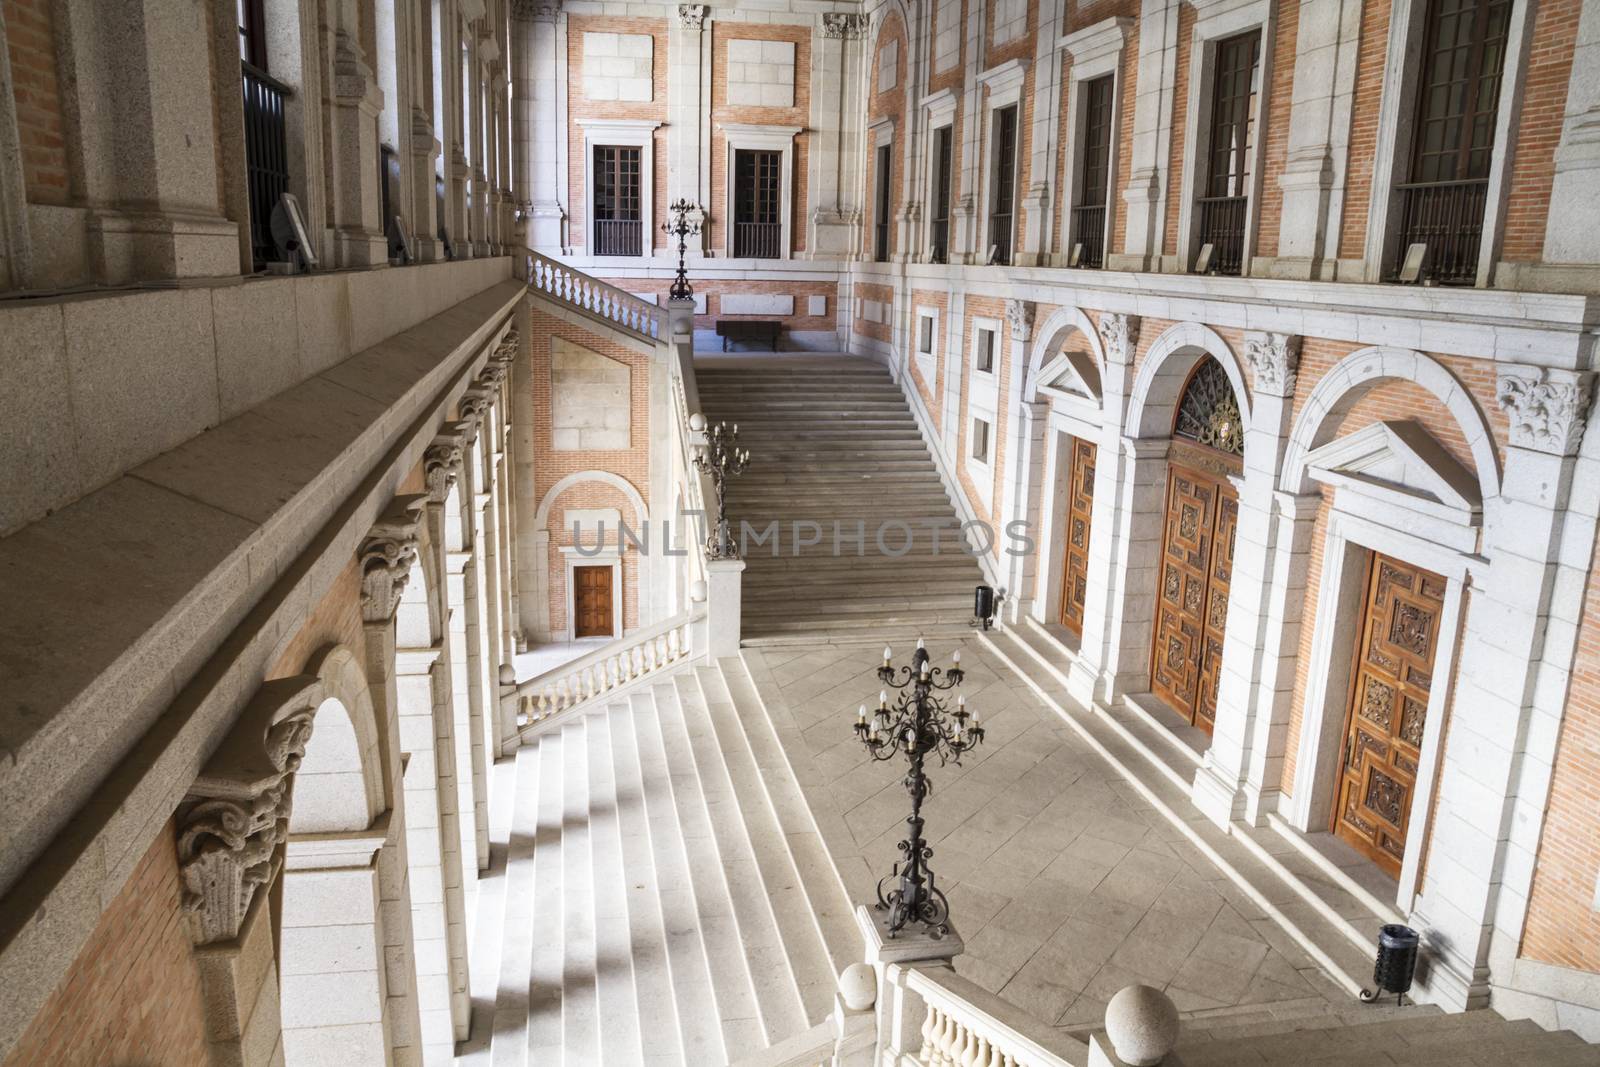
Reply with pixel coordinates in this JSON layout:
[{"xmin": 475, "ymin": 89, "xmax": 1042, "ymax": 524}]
[{"xmin": 1149, "ymin": 357, "xmax": 1245, "ymax": 733}]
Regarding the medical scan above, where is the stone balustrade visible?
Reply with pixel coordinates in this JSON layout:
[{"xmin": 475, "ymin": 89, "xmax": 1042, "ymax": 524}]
[
  {"xmin": 527, "ymin": 250, "xmax": 665, "ymax": 339},
  {"xmin": 898, "ymin": 965, "xmax": 1091, "ymax": 1067}
]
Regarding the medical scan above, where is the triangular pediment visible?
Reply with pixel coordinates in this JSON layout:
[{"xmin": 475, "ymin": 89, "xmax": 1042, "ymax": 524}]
[
  {"xmin": 1036, "ymin": 349, "xmax": 1102, "ymax": 403},
  {"xmin": 1305, "ymin": 420, "xmax": 1481, "ymax": 519}
]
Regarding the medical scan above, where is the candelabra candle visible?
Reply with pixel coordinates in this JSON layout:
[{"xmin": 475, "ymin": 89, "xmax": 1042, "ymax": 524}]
[
  {"xmin": 693, "ymin": 419, "xmax": 751, "ymax": 559},
  {"xmin": 853, "ymin": 641, "xmax": 984, "ymax": 937},
  {"xmin": 662, "ymin": 198, "xmax": 702, "ymax": 301}
]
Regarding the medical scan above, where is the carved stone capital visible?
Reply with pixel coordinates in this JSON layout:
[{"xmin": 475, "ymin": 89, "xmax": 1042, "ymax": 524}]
[
  {"xmin": 360, "ymin": 495, "xmax": 426, "ymax": 623},
  {"xmin": 477, "ymin": 364, "xmax": 508, "ymax": 390},
  {"xmin": 1006, "ymin": 298, "xmax": 1034, "ymax": 342},
  {"xmin": 1243, "ymin": 331, "xmax": 1301, "ymax": 397},
  {"xmin": 512, "ymin": 0, "xmax": 560, "ymax": 21},
  {"xmin": 1096, "ymin": 313, "xmax": 1139, "ymax": 365},
  {"xmin": 424, "ymin": 441, "xmax": 464, "ymax": 504},
  {"xmin": 177, "ymin": 677, "xmax": 322, "ymax": 946},
  {"xmin": 1496, "ymin": 366, "xmax": 1595, "ymax": 455},
  {"xmin": 678, "ymin": 4, "xmax": 707, "ymax": 29},
  {"xmin": 491, "ymin": 327, "xmax": 519, "ymax": 364},
  {"xmin": 823, "ymin": 12, "xmax": 869, "ymax": 38}
]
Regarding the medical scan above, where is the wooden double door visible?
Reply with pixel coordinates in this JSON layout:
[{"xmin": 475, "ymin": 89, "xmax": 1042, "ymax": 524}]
[
  {"xmin": 1149, "ymin": 459, "xmax": 1238, "ymax": 733},
  {"xmin": 1332, "ymin": 552, "xmax": 1446, "ymax": 877},
  {"xmin": 1057, "ymin": 437, "xmax": 1098, "ymax": 636},
  {"xmin": 574, "ymin": 565, "xmax": 614, "ymax": 638}
]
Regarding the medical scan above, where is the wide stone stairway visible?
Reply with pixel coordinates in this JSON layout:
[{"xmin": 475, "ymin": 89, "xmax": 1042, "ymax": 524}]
[
  {"xmin": 697, "ymin": 357, "xmax": 983, "ymax": 642},
  {"xmin": 458, "ymin": 657, "xmax": 855, "ymax": 1066}
]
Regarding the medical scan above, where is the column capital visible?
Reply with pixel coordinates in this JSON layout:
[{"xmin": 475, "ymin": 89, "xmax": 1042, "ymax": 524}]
[
  {"xmin": 1243, "ymin": 331, "xmax": 1301, "ymax": 398},
  {"xmin": 512, "ymin": 0, "xmax": 560, "ymax": 22},
  {"xmin": 1096, "ymin": 312, "xmax": 1140, "ymax": 365},
  {"xmin": 360, "ymin": 495, "xmax": 427, "ymax": 623},
  {"xmin": 177, "ymin": 677, "xmax": 322, "ymax": 946},
  {"xmin": 1495, "ymin": 365, "xmax": 1595, "ymax": 456},
  {"xmin": 1006, "ymin": 298, "xmax": 1035, "ymax": 342},
  {"xmin": 677, "ymin": 4, "xmax": 708, "ymax": 30},
  {"xmin": 823, "ymin": 12, "xmax": 870, "ymax": 39},
  {"xmin": 458, "ymin": 387, "xmax": 494, "ymax": 429},
  {"xmin": 425, "ymin": 441, "xmax": 464, "ymax": 504},
  {"xmin": 491, "ymin": 327, "xmax": 519, "ymax": 365}
]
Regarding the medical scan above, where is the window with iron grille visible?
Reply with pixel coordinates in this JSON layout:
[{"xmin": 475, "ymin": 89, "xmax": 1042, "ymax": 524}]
[
  {"xmin": 733, "ymin": 149, "xmax": 783, "ymax": 259},
  {"xmin": 1195, "ymin": 31, "xmax": 1259, "ymax": 277},
  {"xmin": 593, "ymin": 145, "xmax": 643, "ymax": 256},
  {"xmin": 239, "ymin": 0, "xmax": 289, "ymax": 270},
  {"xmin": 875, "ymin": 143, "xmax": 892, "ymax": 262},
  {"xmin": 1072, "ymin": 75, "xmax": 1114, "ymax": 269},
  {"xmin": 989, "ymin": 106, "xmax": 1018, "ymax": 265},
  {"xmin": 237, "ymin": 0, "xmax": 267, "ymax": 68},
  {"xmin": 1390, "ymin": 0, "xmax": 1511, "ymax": 284},
  {"xmin": 931, "ymin": 126, "xmax": 953, "ymax": 263}
]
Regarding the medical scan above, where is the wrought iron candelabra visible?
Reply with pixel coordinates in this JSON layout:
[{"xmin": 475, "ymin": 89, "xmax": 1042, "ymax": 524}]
[
  {"xmin": 693, "ymin": 420, "xmax": 750, "ymax": 558},
  {"xmin": 854, "ymin": 640, "xmax": 984, "ymax": 937},
  {"xmin": 662, "ymin": 198, "xmax": 702, "ymax": 300}
]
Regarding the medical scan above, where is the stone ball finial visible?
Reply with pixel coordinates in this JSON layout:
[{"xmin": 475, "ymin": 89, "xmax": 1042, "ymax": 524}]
[
  {"xmin": 499, "ymin": 663, "xmax": 517, "ymax": 686},
  {"xmin": 838, "ymin": 963, "xmax": 875, "ymax": 1011},
  {"xmin": 689, "ymin": 412, "xmax": 707, "ymax": 432},
  {"xmin": 1105, "ymin": 985, "xmax": 1178, "ymax": 1066},
  {"xmin": 690, "ymin": 579, "xmax": 708, "ymax": 603}
]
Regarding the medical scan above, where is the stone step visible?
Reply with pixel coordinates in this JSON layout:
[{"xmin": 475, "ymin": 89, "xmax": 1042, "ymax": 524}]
[
  {"xmin": 743, "ymin": 593, "xmax": 975, "ymax": 620},
  {"xmin": 557, "ymin": 718, "xmax": 599, "ymax": 1064},
  {"xmin": 525, "ymin": 723, "xmax": 566, "ymax": 1063},
  {"xmin": 583, "ymin": 707, "xmax": 645, "ymax": 1065},
  {"xmin": 744, "ymin": 611, "xmax": 977, "ymax": 638}
]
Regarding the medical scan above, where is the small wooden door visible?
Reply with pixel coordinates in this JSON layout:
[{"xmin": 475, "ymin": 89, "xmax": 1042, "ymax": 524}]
[
  {"xmin": 1149, "ymin": 462, "xmax": 1237, "ymax": 733},
  {"xmin": 1058, "ymin": 437, "xmax": 1098, "ymax": 635},
  {"xmin": 1332, "ymin": 552, "xmax": 1447, "ymax": 877},
  {"xmin": 573, "ymin": 565, "xmax": 614, "ymax": 638}
]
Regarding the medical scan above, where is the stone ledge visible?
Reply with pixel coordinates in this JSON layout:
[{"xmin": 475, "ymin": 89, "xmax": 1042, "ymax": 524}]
[{"xmin": 0, "ymin": 279, "xmax": 523, "ymax": 1059}]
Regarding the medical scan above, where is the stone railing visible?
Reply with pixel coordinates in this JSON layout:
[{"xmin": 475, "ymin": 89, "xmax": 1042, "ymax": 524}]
[
  {"xmin": 527, "ymin": 250, "xmax": 664, "ymax": 340},
  {"xmin": 894, "ymin": 964, "xmax": 1091, "ymax": 1067},
  {"xmin": 506, "ymin": 609, "xmax": 700, "ymax": 736}
]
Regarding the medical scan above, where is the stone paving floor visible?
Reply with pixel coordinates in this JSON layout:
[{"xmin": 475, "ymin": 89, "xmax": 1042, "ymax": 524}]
[{"xmin": 743, "ymin": 637, "xmax": 1351, "ymax": 1033}]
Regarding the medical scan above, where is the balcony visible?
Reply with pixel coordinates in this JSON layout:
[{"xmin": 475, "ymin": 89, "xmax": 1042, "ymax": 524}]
[
  {"xmin": 242, "ymin": 62, "xmax": 291, "ymax": 269},
  {"xmin": 734, "ymin": 221, "xmax": 782, "ymax": 259},
  {"xmin": 1195, "ymin": 195, "xmax": 1247, "ymax": 276},
  {"xmin": 1072, "ymin": 204, "xmax": 1107, "ymax": 269},
  {"xmin": 1390, "ymin": 178, "xmax": 1489, "ymax": 285},
  {"xmin": 593, "ymin": 218, "xmax": 643, "ymax": 257}
]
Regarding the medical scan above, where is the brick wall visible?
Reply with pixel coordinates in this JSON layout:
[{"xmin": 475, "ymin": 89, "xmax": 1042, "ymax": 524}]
[
  {"xmin": 270, "ymin": 555, "xmax": 368, "ymax": 678},
  {"xmin": 528, "ymin": 306, "xmax": 652, "ymax": 633},
  {"xmin": 1162, "ymin": 4, "xmax": 1197, "ymax": 259},
  {"xmin": 544, "ymin": 480, "xmax": 645, "ymax": 633},
  {"xmin": 4, "ymin": 0, "xmax": 69, "ymax": 204},
  {"xmin": 866, "ymin": 12, "xmax": 909, "ymax": 261},
  {"xmin": 1521, "ymin": 515, "xmax": 1600, "ymax": 970},
  {"xmin": 853, "ymin": 281, "xmax": 894, "ymax": 344},
  {"xmin": 910, "ymin": 288, "xmax": 949, "ymax": 425},
  {"xmin": 709, "ymin": 21, "xmax": 813, "ymax": 255},
  {"xmin": 1501, "ymin": 0, "xmax": 1582, "ymax": 263},
  {"xmin": 2, "ymin": 818, "xmax": 209, "ymax": 1066},
  {"xmin": 1338, "ymin": 0, "xmax": 1393, "ymax": 260},
  {"xmin": 1252, "ymin": 0, "xmax": 1301, "ymax": 259}
]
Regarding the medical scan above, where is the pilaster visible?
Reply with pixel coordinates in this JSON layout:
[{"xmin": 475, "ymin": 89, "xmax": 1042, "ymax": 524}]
[
  {"xmin": 1109, "ymin": 0, "xmax": 1181, "ymax": 271},
  {"xmin": 1543, "ymin": 0, "xmax": 1600, "ymax": 266},
  {"xmin": 330, "ymin": 25, "xmax": 390, "ymax": 266}
]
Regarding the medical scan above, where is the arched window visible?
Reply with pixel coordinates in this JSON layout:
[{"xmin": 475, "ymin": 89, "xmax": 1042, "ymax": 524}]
[{"xmin": 1173, "ymin": 357, "xmax": 1244, "ymax": 456}]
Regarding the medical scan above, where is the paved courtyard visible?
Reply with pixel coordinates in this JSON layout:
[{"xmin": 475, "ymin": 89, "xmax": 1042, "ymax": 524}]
[{"xmin": 743, "ymin": 638, "xmax": 1350, "ymax": 1032}]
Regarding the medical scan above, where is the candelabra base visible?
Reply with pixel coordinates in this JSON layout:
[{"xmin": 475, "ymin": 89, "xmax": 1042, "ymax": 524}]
[{"xmin": 855, "ymin": 903, "xmax": 964, "ymax": 968}]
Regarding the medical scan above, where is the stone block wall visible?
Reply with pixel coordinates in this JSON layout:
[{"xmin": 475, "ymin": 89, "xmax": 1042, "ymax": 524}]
[{"xmin": 726, "ymin": 39, "xmax": 796, "ymax": 107}]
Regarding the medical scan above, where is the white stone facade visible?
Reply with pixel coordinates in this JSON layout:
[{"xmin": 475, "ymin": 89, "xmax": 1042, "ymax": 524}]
[
  {"xmin": 583, "ymin": 31, "xmax": 656, "ymax": 103},
  {"xmin": 726, "ymin": 39, "xmax": 796, "ymax": 107}
]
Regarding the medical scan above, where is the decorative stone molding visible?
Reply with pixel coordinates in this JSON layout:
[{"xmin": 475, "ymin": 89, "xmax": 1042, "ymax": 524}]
[
  {"xmin": 425, "ymin": 441, "xmax": 464, "ymax": 504},
  {"xmin": 1243, "ymin": 331, "xmax": 1301, "ymax": 398},
  {"xmin": 1496, "ymin": 366, "xmax": 1595, "ymax": 456},
  {"xmin": 177, "ymin": 677, "xmax": 322, "ymax": 946},
  {"xmin": 491, "ymin": 327, "xmax": 519, "ymax": 364},
  {"xmin": 1097, "ymin": 313, "xmax": 1140, "ymax": 365},
  {"xmin": 678, "ymin": 4, "xmax": 707, "ymax": 29},
  {"xmin": 823, "ymin": 12, "xmax": 869, "ymax": 39},
  {"xmin": 1006, "ymin": 298, "xmax": 1035, "ymax": 342},
  {"xmin": 360, "ymin": 495, "xmax": 426, "ymax": 623}
]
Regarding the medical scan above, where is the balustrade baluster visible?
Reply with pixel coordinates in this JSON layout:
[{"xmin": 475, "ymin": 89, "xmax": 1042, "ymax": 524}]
[{"xmin": 918, "ymin": 1007, "xmax": 942, "ymax": 1065}]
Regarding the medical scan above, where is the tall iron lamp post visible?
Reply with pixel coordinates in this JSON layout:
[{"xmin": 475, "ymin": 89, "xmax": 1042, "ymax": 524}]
[
  {"xmin": 662, "ymin": 198, "xmax": 702, "ymax": 300},
  {"xmin": 692, "ymin": 419, "xmax": 749, "ymax": 559},
  {"xmin": 854, "ymin": 639, "xmax": 984, "ymax": 937}
]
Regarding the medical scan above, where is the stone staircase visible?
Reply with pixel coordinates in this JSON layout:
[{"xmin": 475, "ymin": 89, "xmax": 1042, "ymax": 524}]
[
  {"xmin": 458, "ymin": 656, "xmax": 855, "ymax": 1066},
  {"xmin": 696, "ymin": 357, "xmax": 983, "ymax": 643}
]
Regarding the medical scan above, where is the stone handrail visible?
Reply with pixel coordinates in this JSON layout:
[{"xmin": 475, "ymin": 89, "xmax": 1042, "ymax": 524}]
[
  {"xmin": 507, "ymin": 609, "xmax": 700, "ymax": 736},
  {"xmin": 527, "ymin": 250, "xmax": 664, "ymax": 340},
  {"xmin": 898, "ymin": 964, "xmax": 1090, "ymax": 1067}
]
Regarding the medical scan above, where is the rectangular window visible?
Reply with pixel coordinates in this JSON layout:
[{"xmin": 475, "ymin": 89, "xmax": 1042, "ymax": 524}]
[
  {"xmin": 971, "ymin": 418, "xmax": 991, "ymax": 464},
  {"xmin": 975, "ymin": 328, "xmax": 995, "ymax": 374},
  {"xmin": 1072, "ymin": 75, "xmax": 1114, "ymax": 269},
  {"xmin": 733, "ymin": 149, "xmax": 783, "ymax": 259},
  {"xmin": 1195, "ymin": 31, "xmax": 1260, "ymax": 277},
  {"xmin": 875, "ymin": 143, "xmax": 893, "ymax": 262},
  {"xmin": 931, "ymin": 126, "xmax": 954, "ymax": 264},
  {"xmin": 918, "ymin": 315, "xmax": 935, "ymax": 354},
  {"xmin": 989, "ymin": 106, "xmax": 1018, "ymax": 265},
  {"xmin": 593, "ymin": 145, "xmax": 643, "ymax": 256},
  {"xmin": 238, "ymin": 0, "xmax": 267, "ymax": 68},
  {"xmin": 1391, "ymin": 0, "xmax": 1512, "ymax": 284}
]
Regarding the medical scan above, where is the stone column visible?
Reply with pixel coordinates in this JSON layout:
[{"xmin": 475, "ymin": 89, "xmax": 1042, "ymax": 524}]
[
  {"xmin": 410, "ymin": 0, "xmax": 443, "ymax": 262},
  {"xmin": 358, "ymin": 497, "xmax": 430, "ymax": 1064},
  {"xmin": 1270, "ymin": 0, "xmax": 1363, "ymax": 280},
  {"xmin": 1017, "ymin": 0, "xmax": 1068, "ymax": 267},
  {"xmin": 811, "ymin": 15, "xmax": 869, "ymax": 257},
  {"xmin": 511, "ymin": 5, "xmax": 535, "ymax": 260},
  {"xmin": 53, "ymin": 0, "xmax": 239, "ymax": 282},
  {"xmin": 522, "ymin": 1, "xmax": 564, "ymax": 251},
  {"xmin": 1408, "ymin": 365, "xmax": 1594, "ymax": 1011},
  {"xmin": 1069, "ymin": 314, "xmax": 1141, "ymax": 706},
  {"xmin": 1110, "ymin": 0, "xmax": 1181, "ymax": 272},
  {"xmin": 1192, "ymin": 333, "xmax": 1301, "ymax": 827},
  {"xmin": 669, "ymin": 4, "xmax": 709, "ymax": 241},
  {"xmin": 954, "ymin": 0, "xmax": 987, "ymax": 264},
  {"xmin": 1543, "ymin": 0, "xmax": 1600, "ymax": 266},
  {"xmin": 998, "ymin": 300, "xmax": 1045, "ymax": 618},
  {"xmin": 491, "ymin": 332, "xmax": 525, "ymax": 646},
  {"xmin": 329, "ymin": 12, "xmax": 390, "ymax": 266}
]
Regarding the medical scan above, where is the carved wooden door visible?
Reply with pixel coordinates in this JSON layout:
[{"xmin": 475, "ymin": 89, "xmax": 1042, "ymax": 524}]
[
  {"xmin": 1333, "ymin": 553, "xmax": 1446, "ymax": 876},
  {"xmin": 574, "ymin": 565, "xmax": 614, "ymax": 638},
  {"xmin": 1058, "ymin": 437, "xmax": 1098, "ymax": 636},
  {"xmin": 1150, "ymin": 464, "xmax": 1236, "ymax": 731}
]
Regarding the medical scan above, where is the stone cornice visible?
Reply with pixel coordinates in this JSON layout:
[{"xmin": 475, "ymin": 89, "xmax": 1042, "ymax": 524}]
[{"xmin": 1057, "ymin": 15, "xmax": 1133, "ymax": 66}]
